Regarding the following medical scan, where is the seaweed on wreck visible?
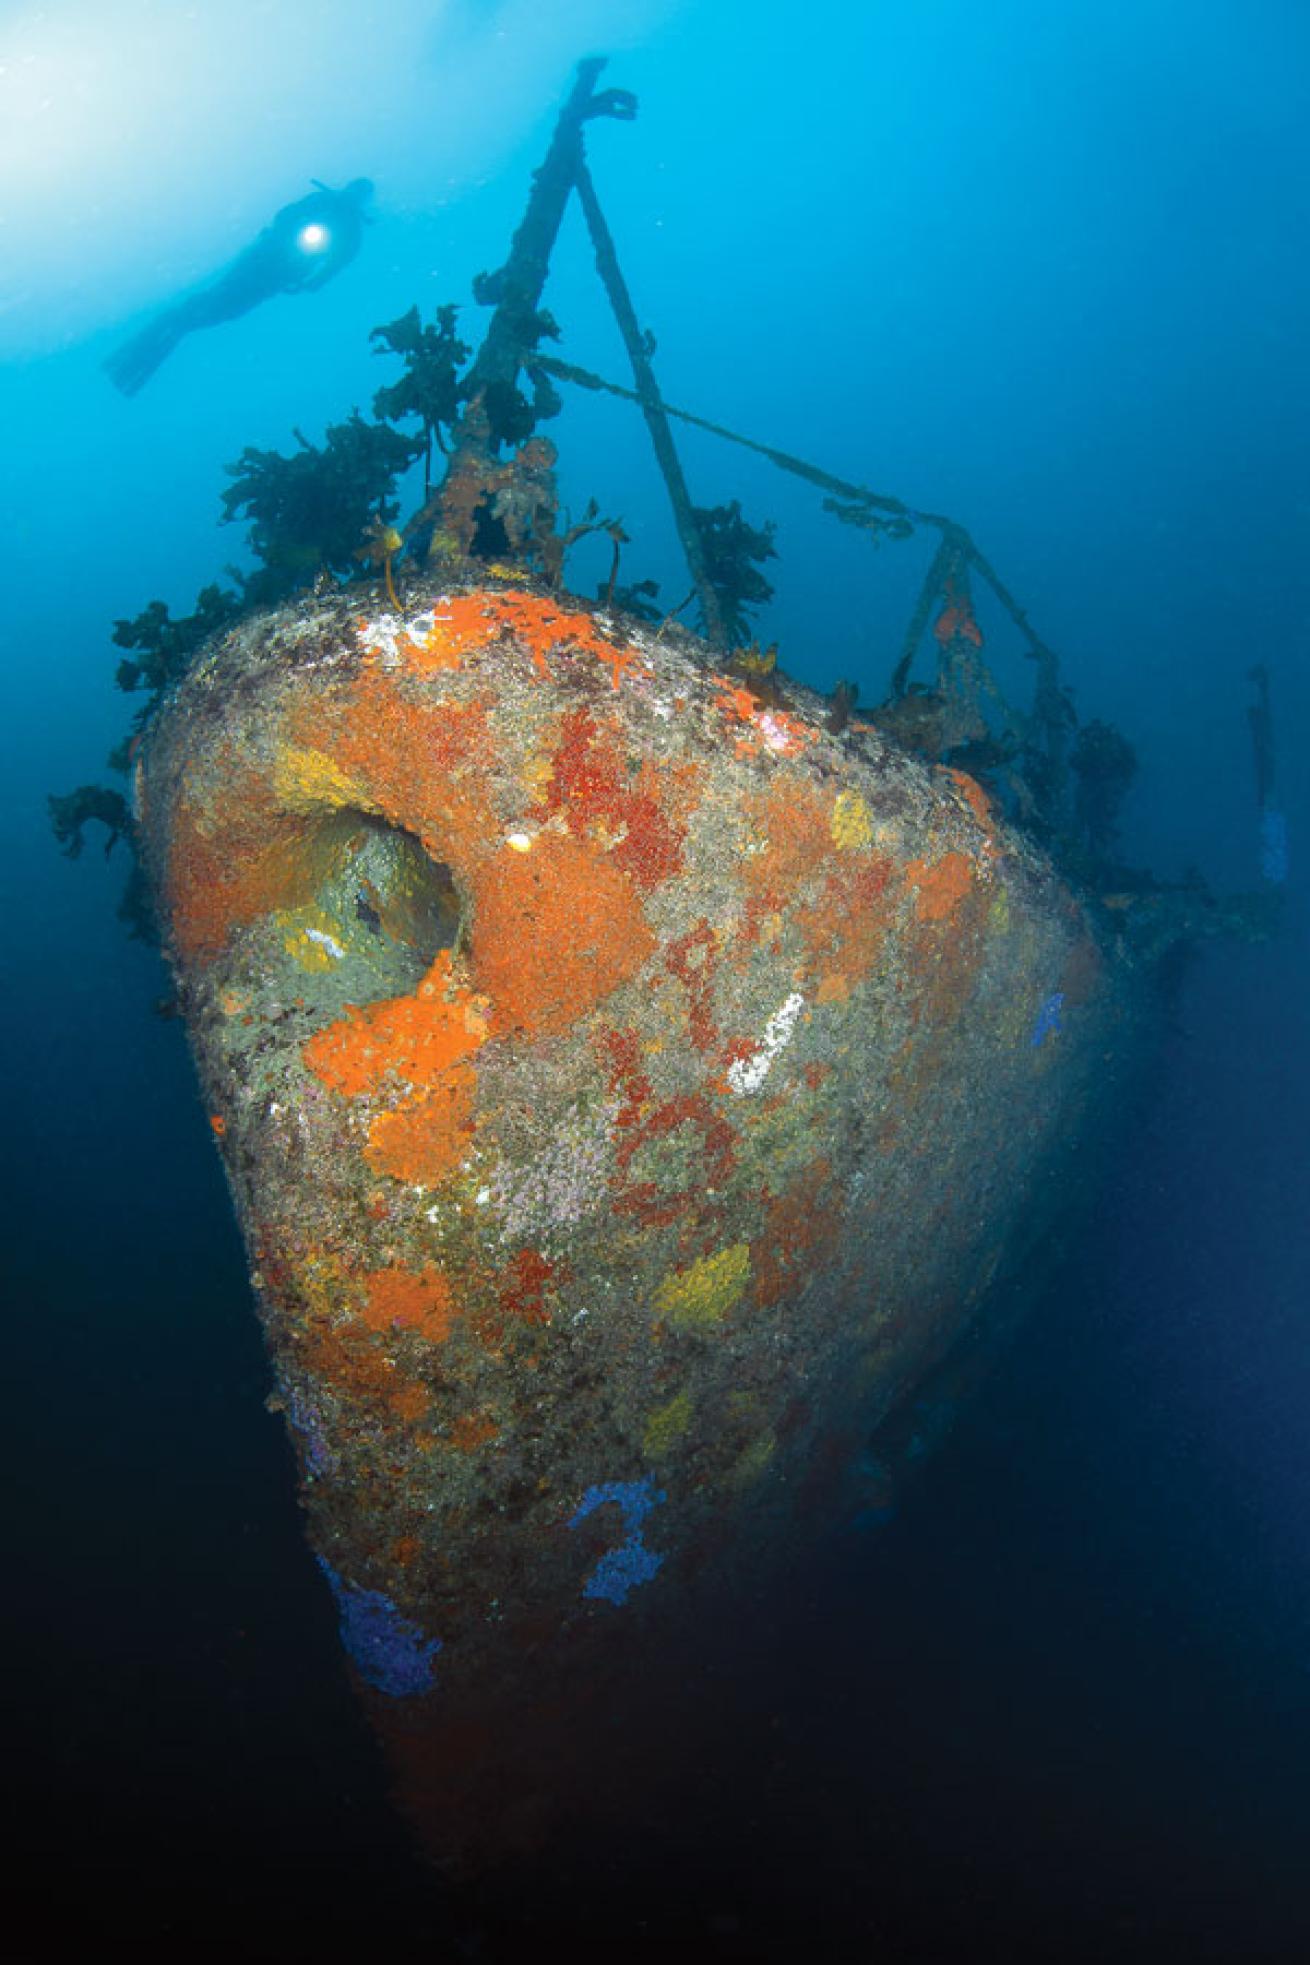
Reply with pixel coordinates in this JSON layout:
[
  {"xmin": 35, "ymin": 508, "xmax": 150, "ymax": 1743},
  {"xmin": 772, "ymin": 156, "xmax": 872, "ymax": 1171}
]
[
  {"xmin": 726, "ymin": 638, "xmax": 789, "ymax": 707},
  {"xmin": 481, "ymin": 367, "xmax": 564, "ymax": 450},
  {"xmin": 53, "ymin": 384, "xmax": 424, "ymax": 903},
  {"xmin": 540, "ymin": 499, "xmax": 628, "ymax": 596},
  {"xmin": 371, "ymin": 304, "xmax": 472, "ymax": 489},
  {"xmin": 48, "ymin": 784, "xmax": 155, "ymax": 938},
  {"xmin": 466, "ymin": 280, "xmax": 565, "ymax": 449},
  {"xmin": 825, "ymin": 678, "xmax": 859, "ymax": 735},
  {"xmin": 48, "ymin": 784, "xmax": 130, "ymax": 860},
  {"xmin": 691, "ymin": 498, "xmax": 777, "ymax": 643},
  {"xmin": 113, "ymin": 583, "xmax": 242, "ymax": 707},
  {"xmin": 221, "ymin": 410, "xmax": 422, "ymax": 605},
  {"xmin": 822, "ymin": 494, "xmax": 915, "ymax": 547},
  {"xmin": 355, "ymin": 516, "xmax": 405, "ymax": 610},
  {"xmin": 606, "ymin": 576, "xmax": 663, "ymax": 622}
]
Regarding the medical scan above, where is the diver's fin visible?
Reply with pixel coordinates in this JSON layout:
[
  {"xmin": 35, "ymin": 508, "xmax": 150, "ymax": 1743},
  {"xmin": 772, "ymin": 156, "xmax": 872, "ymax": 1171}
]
[{"xmin": 104, "ymin": 312, "xmax": 186, "ymax": 396}]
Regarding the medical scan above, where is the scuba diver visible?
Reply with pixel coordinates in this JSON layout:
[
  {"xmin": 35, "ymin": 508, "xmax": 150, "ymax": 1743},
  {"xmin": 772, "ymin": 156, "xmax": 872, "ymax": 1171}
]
[{"xmin": 105, "ymin": 178, "xmax": 374, "ymax": 396}]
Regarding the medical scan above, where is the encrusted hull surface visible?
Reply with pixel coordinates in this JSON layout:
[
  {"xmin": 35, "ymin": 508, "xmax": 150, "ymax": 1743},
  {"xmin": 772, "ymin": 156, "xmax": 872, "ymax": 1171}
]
[{"xmin": 139, "ymin": 580, "xmax": 1140, "ymax": 1866}]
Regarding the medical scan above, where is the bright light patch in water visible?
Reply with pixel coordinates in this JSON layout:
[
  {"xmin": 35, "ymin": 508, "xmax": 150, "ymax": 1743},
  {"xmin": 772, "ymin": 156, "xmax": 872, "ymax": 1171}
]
[
  {"xmin": 297, "ymin": 223, "xmax": 330, "ymax": 253},
  {"xmin": 0, "ymin": 0, "xmax": 685, "ymax": 357}
]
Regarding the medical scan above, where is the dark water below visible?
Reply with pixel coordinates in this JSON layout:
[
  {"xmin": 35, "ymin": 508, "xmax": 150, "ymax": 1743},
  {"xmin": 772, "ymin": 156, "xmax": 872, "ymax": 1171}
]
[{"xmin": 7, "ymin": 921, "xmax": 1308, "ymax": 1961}]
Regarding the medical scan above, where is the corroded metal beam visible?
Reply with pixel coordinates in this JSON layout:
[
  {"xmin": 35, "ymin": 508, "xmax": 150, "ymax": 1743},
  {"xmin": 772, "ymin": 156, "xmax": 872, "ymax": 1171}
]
[{"xmin": 573, "ymin": 161, "xmax": 727, "ymax": 647}]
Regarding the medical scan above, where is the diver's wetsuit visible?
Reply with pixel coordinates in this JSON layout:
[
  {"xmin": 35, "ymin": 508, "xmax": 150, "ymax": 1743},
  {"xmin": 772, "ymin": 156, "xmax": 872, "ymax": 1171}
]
[{"xmin": 106, "ymin": 179, "xmax": 373, "ymax": 396}]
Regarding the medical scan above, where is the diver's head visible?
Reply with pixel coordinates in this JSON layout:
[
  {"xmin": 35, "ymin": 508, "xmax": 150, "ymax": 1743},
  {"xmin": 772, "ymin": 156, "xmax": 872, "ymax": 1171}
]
[{"xmin": 294, "ymin": 182, "xmax": 373, "ymax": 257}]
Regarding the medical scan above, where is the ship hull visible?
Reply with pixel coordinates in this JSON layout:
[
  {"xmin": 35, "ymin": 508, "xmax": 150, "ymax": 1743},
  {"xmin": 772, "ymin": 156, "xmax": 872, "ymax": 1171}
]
[{"xmin": 138, "ymin": 581, "xmax": 1140, "ymax": 1867}]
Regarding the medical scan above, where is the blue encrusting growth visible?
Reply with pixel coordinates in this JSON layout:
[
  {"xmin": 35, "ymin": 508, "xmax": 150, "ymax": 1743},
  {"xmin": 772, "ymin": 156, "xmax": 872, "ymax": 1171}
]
[
  {"xmin": 317, "ymin": 1557, "xmax": 442, "ymax": 1696},
  {"xmin": 569, "ymin": 1478, "xmax": 666, "ymax": 1605},
  {"xmin": 1030, "ymin": 991, "xmax": 1065, "ymax": 1048}
]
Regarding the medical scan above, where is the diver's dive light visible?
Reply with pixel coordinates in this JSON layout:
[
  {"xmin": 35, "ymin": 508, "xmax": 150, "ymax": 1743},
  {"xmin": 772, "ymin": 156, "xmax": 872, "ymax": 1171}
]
[{"xmin": 296, "ymin": 222, "xmax": 331, "ymax": 254}]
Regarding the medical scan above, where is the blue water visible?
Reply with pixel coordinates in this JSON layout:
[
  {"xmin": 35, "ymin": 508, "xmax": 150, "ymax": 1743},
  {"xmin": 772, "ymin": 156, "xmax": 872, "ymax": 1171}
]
[{"xmin": 3, "ymin": 3, "xmax": 1307, "ymax": 1955}]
